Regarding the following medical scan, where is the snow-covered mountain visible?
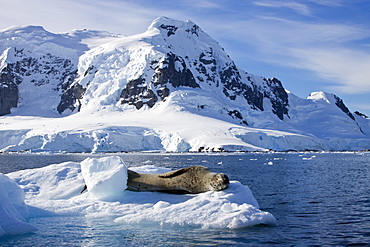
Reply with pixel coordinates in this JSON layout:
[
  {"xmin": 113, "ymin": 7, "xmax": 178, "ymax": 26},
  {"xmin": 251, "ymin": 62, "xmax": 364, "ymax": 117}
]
[{"xmin": 1, "ymin": 17, "xmax": 369, "ymax": 152}]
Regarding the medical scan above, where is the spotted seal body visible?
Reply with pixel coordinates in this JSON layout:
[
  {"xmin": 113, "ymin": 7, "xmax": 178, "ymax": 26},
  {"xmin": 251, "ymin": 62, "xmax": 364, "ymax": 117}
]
[
  {"xmin": 126, "ymin": 166, "xmax": 229, "ymax": 194},
  {"xmin": 81, "ymin": 166, "xmax": 229, "ymax": 194}
]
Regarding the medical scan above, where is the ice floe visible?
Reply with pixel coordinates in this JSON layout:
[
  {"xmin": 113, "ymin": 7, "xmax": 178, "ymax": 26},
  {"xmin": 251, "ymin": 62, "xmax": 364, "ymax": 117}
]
[{"xmin": 4, "ymin": 156, "xmax": 275, "ymax": 235}]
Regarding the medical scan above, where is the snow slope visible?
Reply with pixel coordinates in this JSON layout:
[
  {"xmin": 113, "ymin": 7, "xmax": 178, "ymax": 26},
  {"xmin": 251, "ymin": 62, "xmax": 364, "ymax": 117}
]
[{"xmin": 0, "ymin": 17, "xmax": 369, "ymax": 152}]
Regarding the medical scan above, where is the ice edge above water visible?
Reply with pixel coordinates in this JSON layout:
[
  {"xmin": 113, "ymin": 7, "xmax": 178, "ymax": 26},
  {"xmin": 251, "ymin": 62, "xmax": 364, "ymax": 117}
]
[{"xmin": 1, "ymin": 156, "xmax": 275, "ymax": 237}]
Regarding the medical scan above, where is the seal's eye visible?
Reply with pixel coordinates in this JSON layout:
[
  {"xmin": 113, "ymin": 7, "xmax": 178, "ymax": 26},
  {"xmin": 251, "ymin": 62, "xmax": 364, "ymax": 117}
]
[
  {"xmin": 222, "ymin": 174, "xmax": 230, "ymax": 186},
  {"xmin": 211, "ymin": 173, "xmax": 229, "ymax": 191}
]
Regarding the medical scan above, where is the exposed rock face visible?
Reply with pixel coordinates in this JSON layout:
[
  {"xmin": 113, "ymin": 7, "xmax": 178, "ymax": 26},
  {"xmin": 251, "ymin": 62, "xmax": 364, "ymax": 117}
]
[
  {"xmin": 0, "ymin": 48, "xmax": 78, "ymax": 115},
  {"xmin": 221, "ymin": 63, "xmax": 265, "ymax": 112},
  {"xmin": 120, "ymin": 77, "xmax": 158, "ymax": 109},
  {"xmin": 334, "ymin": 95, "xmax": 355, "ymax": 120},
  {"xmin": 159, "ymin": 24, "xmax": 178, "ymax": 37},
  {"xmin": 0, "ymin": 83, "xmax": 18, "ymax": 116},
  {"xmin": 57, "ymin": 83, "xmax": 85, "ymax": 113},
  {"xmin": 228, "ymin": 109, "xmax": 248, "ymax": 125},
  {"xmin": 263, "ymin": 78, "xmax": 289, "ymax": 120},
  {"xmin": 221, "ymin": 63, "xmax": 289, "ymax": 120},
  {"xmin": 57, "ymin": 66, "xmax": 95, "ymax": 113},
  {"xmin": 354, "ymin": 111, "xmax": 369, "ymax": 119},
  {"xmin": 0, "ymin": 66, "xmax": 19, "ymax": 115},
  {"xmin": 120, "ymin": 53, "xmax": 199, "ymax": 110},
  {"xmin": 153, "ymin": 53, "xmax": 199, "ymax": 89},
  {"xmin": 119, "ymin": 48, "xmax": 289, "ymax": 122}
]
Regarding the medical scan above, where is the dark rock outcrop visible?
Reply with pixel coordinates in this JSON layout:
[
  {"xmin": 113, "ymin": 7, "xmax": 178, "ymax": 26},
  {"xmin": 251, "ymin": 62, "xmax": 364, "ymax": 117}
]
[
  {"xmin": 221, "ymin": 63, "xmax": 264, "ymax": 111},
  {"xmin": 153, "ymin": 53, "xmax": 199, "ymax": 89},
  {"xmin": 334, "ymin": 95, "xmax": 355, "ymax": 120},
  {"xmin": 159, "ymin": 24, "xmax": 178, "ymax": 37},
  {"xmin": 0, "ymin": 48, "xmax": 78, "ymax": 115},
  {"xmin": 57, "ymin": 83, "xmax": 85, "ymax": 113},
  {"xmin": 120, "ymin": 77, "xmax": 158, "ymax": 109},
  {"xmin": 0, "ymin": 83, "xmax": 18, "ymax": 116},
  {"xmin": 220, "ymin": 63, "xmax": 289, "ymax": 120},
  {"xmin": 263, "ymin": 78, "xmax": 289, "ymax": 120},
  {"xmin": 354, "ymin": 111, "xmax": 369, "ymax": 119},
  {"xmin": 120, "ymin": 53, "xmax": 199, "ymax": 110},
  {"xmin": 0, "ymin": 61, "xmax": 21, "ymax": 115}
]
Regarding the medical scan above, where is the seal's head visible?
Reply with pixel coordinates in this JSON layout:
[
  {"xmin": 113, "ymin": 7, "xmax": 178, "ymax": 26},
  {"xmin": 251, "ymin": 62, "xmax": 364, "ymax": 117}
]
[{"xmin": 209, "ymin": 173, "xmax": 229, "ymax": 191}]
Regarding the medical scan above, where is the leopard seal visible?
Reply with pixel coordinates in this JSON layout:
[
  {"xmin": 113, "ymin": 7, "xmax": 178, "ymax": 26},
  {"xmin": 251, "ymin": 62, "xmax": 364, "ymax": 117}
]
[
  {"xmin": 81, "ymin": 166, "xmax": 229, "ymax": 194},
  {"xmin": 126, "ymin": 166, "xmax": 229, "ymax": 194}
]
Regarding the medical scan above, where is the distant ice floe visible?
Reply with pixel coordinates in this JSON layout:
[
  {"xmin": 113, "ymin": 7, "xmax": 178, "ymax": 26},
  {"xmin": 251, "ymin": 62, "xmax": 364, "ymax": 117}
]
[{"xmin": 3, "ymin": 156, "xmax": 275, "ymax": 237}]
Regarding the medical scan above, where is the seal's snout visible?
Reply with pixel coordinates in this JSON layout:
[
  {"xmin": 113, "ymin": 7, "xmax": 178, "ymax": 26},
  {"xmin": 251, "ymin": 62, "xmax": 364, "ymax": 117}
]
[{"xmin": 210, "ymin": 173, "xmax": 229, "ymax": 191}]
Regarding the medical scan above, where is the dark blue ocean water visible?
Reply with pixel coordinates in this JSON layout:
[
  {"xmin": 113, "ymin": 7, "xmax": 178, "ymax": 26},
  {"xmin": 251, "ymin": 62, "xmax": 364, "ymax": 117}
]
[{"xmin": 0, "ymin": 152, "xmax": 370, "ymax": 246}]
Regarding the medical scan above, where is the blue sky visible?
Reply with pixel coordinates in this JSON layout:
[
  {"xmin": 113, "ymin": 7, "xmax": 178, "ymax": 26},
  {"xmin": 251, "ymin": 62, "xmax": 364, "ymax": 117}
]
[{"xmin": 1, "ymin": 0, "xmax": 370, "ymax": 116}]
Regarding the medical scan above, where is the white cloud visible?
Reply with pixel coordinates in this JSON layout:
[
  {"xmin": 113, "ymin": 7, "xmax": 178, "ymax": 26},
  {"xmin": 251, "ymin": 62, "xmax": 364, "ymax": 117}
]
[
  {"xmin": 290, "ymin": 47, "xmax": 370, "ymax": 93},
  {"xmin": 242, "ymin": 16, "xmax": 367, "ymax": 46},
  {"xmin": 353, "ymin": 103, "xmax": 370, "ymax": 111},
  {"xmin": 211, "ymin": 16, "xmax": 370, "ymax": 94},
  {"xmin": 307, "ymin": 0, "xmax": 343, "ymax": 7},
  {"xmin": 181, "ymin": 0, "xmax": 223, "ymax": 9},
  {"xmin": 0, "ymin": 0, "xmax": 174, "ymax": 34},
  {"xmin": 253, "ymin": 0, "xmax": 312, "ymax": 16}
]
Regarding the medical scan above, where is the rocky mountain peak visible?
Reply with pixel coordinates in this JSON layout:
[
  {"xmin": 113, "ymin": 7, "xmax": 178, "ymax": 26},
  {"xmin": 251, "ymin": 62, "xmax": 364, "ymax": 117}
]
[
  {"xmin": 0, "ymin": 18, "xmax": 369, "ymax": 152},
  {"xmin": 307, "ymin": 91, "xmax": 355, "ymax": 120},
  {"xmin": 0, "ymin": 17, "xmax": 365, "ymax": 141},
  {"xmin": 0, "ymin": 18, "xmax": 292, "ymax": 123},
  {"xmin": 148, "ymin": 16, "xmax": 200, "ymax": 37}
]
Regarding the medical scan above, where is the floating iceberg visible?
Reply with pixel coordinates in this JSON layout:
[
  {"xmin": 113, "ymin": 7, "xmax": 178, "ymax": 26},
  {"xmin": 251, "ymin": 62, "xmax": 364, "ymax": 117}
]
[
  {"xmin": 0, "ymin": 173, "xmax": 37, "ymax": 237},
  {"xmin": 80, "ymin": 156, "xmax": 128, "ymax": 200},
  {"xmin": 7, "ymin": 156, "xmax": 275, "ymax": 230}
]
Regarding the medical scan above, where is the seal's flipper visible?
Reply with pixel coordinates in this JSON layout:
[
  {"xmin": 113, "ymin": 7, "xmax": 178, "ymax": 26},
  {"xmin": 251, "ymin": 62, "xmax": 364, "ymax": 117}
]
[
  {"xmin": 158, "ymin": 167, "xmax": 192, "ymax": 178},
  {"xmin": 80, "ymin": 184, "xmax": 87, "ymax": 194}
]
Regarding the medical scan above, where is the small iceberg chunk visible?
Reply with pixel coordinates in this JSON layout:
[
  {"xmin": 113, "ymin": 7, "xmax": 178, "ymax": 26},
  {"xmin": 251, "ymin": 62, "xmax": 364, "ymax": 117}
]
[
  {"xmin": 0, "ymin": 174, "xmax": 37, "ymax": 237},
  {"xmin": 80, "ymin": 156, "xmax": 128, "ymax": 200}
]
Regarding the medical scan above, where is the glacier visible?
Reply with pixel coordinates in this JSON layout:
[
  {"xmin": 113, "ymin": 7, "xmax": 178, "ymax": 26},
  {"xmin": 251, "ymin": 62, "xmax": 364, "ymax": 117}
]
[{"xmin": 0, "ymin": 16, "xmax": 370, "ymax": 152}]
